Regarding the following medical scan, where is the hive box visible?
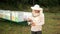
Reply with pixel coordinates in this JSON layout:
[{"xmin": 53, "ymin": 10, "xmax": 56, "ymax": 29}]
[{"xmin": 0, "ymin": 10, "xmax": 32, "ymax": 22}]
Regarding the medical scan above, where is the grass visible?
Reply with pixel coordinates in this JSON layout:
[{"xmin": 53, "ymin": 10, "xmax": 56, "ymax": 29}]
[
  {"xmin": 43, "ymin": 13, "xmax": 60, "ymax": 34},
  {"xmin": 0, "ymin": 13, "xmax": 60, "ymax": 34}
]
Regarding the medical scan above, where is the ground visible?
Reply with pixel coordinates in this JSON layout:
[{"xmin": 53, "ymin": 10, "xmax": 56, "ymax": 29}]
[{"xmin": 0, "ymin": 13, "xmax": 60, "ymax": 34}]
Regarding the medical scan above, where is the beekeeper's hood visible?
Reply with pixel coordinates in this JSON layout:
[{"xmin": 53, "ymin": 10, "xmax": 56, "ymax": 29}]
[{"xmin": 31, "ymin": 4, "xmax": 43, "ymax": 15}]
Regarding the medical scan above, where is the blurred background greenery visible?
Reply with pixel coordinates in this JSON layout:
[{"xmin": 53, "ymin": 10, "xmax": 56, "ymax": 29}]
[
  {"xmin": 0, "ymin": 0, "xmax": 60, "ymax": 13},
  {"xmin": 0, "ymin": 0, "xmax": 60, "ymax": 34}
]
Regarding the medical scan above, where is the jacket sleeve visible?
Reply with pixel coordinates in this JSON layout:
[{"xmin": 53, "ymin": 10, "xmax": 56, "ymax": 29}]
[{"xmin": 36, "ymin": 14, "xmax": 45, "ymax": 25}]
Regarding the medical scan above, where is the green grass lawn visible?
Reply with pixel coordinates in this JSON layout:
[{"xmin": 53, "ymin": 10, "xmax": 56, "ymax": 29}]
[{"xmin": 0, "ymin": 13, "xmax": 60, "ymax": 34}]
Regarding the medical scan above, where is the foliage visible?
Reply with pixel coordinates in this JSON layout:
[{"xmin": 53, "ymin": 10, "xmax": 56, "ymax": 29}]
[{"xmin": 0, "ymin": 0, "xmax": 60, "ymax": 13}]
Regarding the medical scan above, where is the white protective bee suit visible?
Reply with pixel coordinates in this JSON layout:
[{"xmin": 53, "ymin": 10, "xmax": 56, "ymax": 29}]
[
  {"xmin": 28, "ymin": 4, "xmax": 44, "ymax": 31},
  {"xmin": 24, "ymin": 4, "xmax": 44, "ymax": 32}
]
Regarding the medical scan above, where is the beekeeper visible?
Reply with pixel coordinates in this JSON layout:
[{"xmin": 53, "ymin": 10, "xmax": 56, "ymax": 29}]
[{"xmin": 26, "ymin": 4, "xmax": 45, "ymax": 34}]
